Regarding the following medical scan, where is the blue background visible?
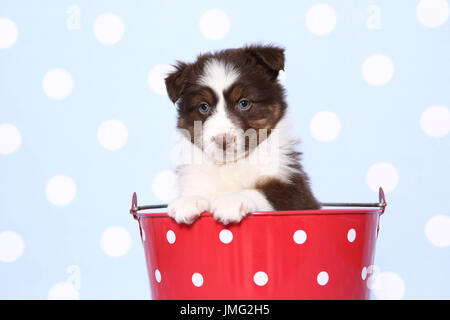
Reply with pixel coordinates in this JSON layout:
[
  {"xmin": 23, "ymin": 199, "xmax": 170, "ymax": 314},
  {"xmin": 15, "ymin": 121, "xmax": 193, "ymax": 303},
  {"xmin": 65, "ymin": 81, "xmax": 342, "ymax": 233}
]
[{"xmin": 1, "ymin": 0, "xmax": 449, "ymax": 299}]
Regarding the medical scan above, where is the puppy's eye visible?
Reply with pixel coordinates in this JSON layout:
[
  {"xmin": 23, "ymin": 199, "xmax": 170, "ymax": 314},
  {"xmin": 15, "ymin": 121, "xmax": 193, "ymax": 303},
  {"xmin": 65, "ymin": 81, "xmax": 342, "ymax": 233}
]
[
  {"xmin": 237, "ymin": 98, "xmax": 251, "ymax": 111},
  {"xmin": 198, "ymin": 102, "xmax": 210, "ymax": 114}
]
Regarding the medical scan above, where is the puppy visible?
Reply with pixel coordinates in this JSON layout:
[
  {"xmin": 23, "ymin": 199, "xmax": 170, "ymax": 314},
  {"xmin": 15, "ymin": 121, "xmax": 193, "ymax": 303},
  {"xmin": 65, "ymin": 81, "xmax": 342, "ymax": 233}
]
[{"xmin": 165, "ymin": 44, "xmax": 320, "ymax": 224}]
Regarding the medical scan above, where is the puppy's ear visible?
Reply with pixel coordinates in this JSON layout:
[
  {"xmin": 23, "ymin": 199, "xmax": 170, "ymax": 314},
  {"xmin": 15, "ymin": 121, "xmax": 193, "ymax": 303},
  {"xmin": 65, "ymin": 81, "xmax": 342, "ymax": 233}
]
[
  {"xmin": 165, "ymin": 62, "xmax": 192, "ymax": 103},
  {"xmin": 245, "ymin": 45, "xmax": 285, "ymax": 80}
]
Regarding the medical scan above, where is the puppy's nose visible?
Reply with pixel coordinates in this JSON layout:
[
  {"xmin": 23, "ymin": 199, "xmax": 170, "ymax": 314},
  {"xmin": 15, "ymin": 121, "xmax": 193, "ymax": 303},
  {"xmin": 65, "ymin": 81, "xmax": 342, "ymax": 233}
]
[{"xmin": 213, "ymin": 134, "xmax": 235, "ymax": 150}]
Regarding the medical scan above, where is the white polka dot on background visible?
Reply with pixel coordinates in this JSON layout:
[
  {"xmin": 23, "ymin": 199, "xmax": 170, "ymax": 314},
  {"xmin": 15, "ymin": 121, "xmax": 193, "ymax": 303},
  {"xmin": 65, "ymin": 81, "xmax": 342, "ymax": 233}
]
[
  {"xmin": 42, "ymin": 69, "xmax": 73, "ymax": 100},
  {"xmin": 155, "ymin": 269, "xmax": 162, "ymax": 283},
  {"xmin": 97, "ymin": 120, "xmax": 128, "ymax": 151},
  {"xmin": 166, "ymin": 230, "xmax": 176, "ymax": 244},
  {"xmin": 0, "ymin": 123, "xmax": 22, "ymax": 155},
  {"xmin": 293, "ymin": 230, "xmax": 307, "ymax": 244},
  {"xmin": 192, "ymin": 272, "xmax": 204, "ymax": 287},
  {"xmin": 305, "ymin": 4, "xmax": 337, "ymax": 35},
  {"xmin": 417, "ymin": 0, "xmax": 449, "ymax": 27},
  {"xmin": 420, "ymin": 105, "xmax": 450, "ymax": 138},
  {"xmin": 48, "ymin": 282, "xmax": 79, "ymax": 300},
  {"xmin": 425, "ymin": 215, "xmax": 450, "ymax": 247},
  {"xmin": 317, "ymin": 271, "xmax": 329, "ymax": 286},
  {"xmin": 152, "ymin": 170, "xmax": 179, "ymax": 202},
  {"xmin": 45, "ymin": 175, "xmax": 77, "ymax": 206},
  {"xmin": 310, "ymin": 111, "xmax": 341, "ymax": 142},
  {"xmin": 366, "ymin": 162, "xmax": 399, "ymax": 194},
  {"xmin": 219, "ymin": 229, "xmax": 233, "ymax": 244},
  {"xmin": 148, "ymin": 64, "xmax": 175, "ymax": 96},
  {"xmin": 170, "ymin": 130, "xmax": 193, "ymax": 166},
  {"xmin": 93, "ymin": 13, "xmax": 124, "ymax": 45},
  {"xmin": 253, "ymin": 271, "xmax": 268, "ymax": 286},
  {"xmin": 347, "ymin": 228, "xmax": 356, "ymax": 242},
  {"xmin": 0, "ymin": 230, "xmax": 24, "ymax": 263},
  {"xmin": 362, "ymin": 54, "xmax": 394, "ymax": 86},
  {"xmin": 277, "ymin": 70, "xmax": 286, "ymax": 84},
  {"xmin": 370, "ymin": 271, "xmax": 406, "ymax": 300},
  {"xmin": 100, "ymin": 226, "xmax": 132, "ymax": 257},
  {"xmin": 199, "ymin": 9, "xmax": 230, "ymax": 40},
  {"xmin": 0, "ymin": 18, "xmax": 18, "ymax": 49}
]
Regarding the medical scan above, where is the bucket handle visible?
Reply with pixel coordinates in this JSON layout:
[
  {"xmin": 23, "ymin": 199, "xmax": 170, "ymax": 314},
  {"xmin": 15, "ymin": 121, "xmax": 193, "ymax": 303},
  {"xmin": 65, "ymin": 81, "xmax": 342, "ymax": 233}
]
[
  {"xmin": 130, "ymin": 192, "xmax": 168, "ymax": 219},
  {"xmin": 376, "ymin": 187, "xmax": 387, "ymax": 237},
  {"xmin": 130, "ymin": 187, "xmax": 387, "ymax": 215},
  {"xmin": 320, "ymin": 187, "xmax": 386, "ymax": 212},
  {"xmin": 130, "ymin": 188, "xmax": 387, "ymax": 237}
]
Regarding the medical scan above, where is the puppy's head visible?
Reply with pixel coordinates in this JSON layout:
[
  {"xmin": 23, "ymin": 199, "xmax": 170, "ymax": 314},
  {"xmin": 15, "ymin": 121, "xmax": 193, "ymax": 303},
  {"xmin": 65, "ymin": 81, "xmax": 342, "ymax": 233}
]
[{"xmin": 165, "ymin": 44, "xmax": 287, "ymax": 164}]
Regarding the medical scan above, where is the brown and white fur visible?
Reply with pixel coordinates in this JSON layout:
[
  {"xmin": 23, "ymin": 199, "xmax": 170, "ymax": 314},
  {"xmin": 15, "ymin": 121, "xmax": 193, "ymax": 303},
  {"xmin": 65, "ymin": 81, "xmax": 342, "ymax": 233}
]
[{"xmin": 165, "ymin": 44, "xmax": 320, "ymax": 225}]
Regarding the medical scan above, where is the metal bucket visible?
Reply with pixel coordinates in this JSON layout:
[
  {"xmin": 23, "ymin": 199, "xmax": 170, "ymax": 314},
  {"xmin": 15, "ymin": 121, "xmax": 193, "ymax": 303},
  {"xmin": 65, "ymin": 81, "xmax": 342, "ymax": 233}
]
[{"xmin": 130, "ymin": 188, "xmax": 386, "ymax": 300}]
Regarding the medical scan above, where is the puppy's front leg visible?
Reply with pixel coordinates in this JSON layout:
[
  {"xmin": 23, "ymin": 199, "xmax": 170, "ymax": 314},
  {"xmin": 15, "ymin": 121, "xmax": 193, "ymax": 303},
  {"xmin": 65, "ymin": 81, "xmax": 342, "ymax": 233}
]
[
  {"xmin": 168, "ymin": 196, "xmax": 210, "ymax": 224},
  {"xmin": 211, "ymin": 190, "xmax": 273, "ymax": 225}
]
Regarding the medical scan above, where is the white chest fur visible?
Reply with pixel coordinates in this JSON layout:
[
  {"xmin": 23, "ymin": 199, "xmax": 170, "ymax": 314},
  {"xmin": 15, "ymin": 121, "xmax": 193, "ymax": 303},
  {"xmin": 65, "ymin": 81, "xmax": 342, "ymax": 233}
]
[
  {"xmin": 176, "ymin": 118, "xmax": 299, "ymax": 203},
  {"xmin": 178, "ymin": 160, "xmax": 267, "ymax": 201}
]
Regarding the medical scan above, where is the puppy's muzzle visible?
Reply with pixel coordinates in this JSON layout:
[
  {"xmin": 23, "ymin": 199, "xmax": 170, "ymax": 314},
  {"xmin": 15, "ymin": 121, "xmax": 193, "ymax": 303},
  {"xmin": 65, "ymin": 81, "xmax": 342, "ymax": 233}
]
[{"xmin": 213, "ymin": 134, "xmax": 237, "ymax": 151}]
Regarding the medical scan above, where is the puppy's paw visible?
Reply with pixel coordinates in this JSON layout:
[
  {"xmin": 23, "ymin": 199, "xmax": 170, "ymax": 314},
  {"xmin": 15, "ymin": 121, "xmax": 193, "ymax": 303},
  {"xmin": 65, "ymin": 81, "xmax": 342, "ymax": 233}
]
[
  {"xmin": 211, "ymin": 193, "xmax": 256, "ymax": 225},
  {"xmin": 168, "ymin": 196, "xmax": 210, "ymax": 224}
]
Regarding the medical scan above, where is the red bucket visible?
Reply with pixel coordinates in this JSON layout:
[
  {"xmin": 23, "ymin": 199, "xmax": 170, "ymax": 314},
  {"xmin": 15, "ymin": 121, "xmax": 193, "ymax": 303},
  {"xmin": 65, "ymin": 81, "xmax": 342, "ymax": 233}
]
[{"xmin": 130, "ymin": 189, "xmax": 387, "ymax": 300}]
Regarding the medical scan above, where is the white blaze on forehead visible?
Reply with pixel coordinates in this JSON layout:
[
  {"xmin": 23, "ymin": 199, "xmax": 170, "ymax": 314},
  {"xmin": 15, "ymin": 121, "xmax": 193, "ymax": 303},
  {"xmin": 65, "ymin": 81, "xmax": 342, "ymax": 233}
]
[
  {"xmin": 198, "ymin": 59, "xmax": 241, "ymax": 158},
  {"xmin": 198, "ymin": 59, "xmax": 239, "ymax": 98}
]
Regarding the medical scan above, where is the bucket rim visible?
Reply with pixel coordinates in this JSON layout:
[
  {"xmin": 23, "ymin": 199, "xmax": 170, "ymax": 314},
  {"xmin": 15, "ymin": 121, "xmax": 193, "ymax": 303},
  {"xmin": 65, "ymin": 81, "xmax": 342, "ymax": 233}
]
[
  {"xmin": 130, "ymin": 188, "xmax": 387, "ymax": 220},
  {"xmin": 133, "ymin": 208, "xmax": 383, "ymax": 219}
]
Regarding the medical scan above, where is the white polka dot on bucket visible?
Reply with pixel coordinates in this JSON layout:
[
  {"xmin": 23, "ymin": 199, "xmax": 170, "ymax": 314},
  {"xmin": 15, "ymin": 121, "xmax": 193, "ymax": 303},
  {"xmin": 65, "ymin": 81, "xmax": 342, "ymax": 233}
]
[
  {"xmin": 293, "ymin": 230, "xmax": 307, "ymax": 244},
  {"xmin": 347, "ymin": 228, "xmax": 356, "ymax": 242},
  {"xmin": 219, "ymin": 229, "xmax": 233, "ymax": 244},
  {"xmin": 361, "ymin": 267, "xmax": 368, "ymax": 280},
  {"xmin": 192, "ymin": 273, "xmax": 204, "ymax": 287},
  {"xmin": 317, "ymin": 271, "xmax": 329, "ymax": 286},
  {"xmin": 166, "ymin": 230, "xmax": 176, "ymax": 244},
  {"xmin": 365, "ymin": 265, "xmax": 381, "ymax": 289},
  {"xmin": 155, "ymin": 269, "xmax": 161, "ymax": 283},
  {"xmin": 253, "ymin": 271, "xmax": 269, "ymax": 286}
]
